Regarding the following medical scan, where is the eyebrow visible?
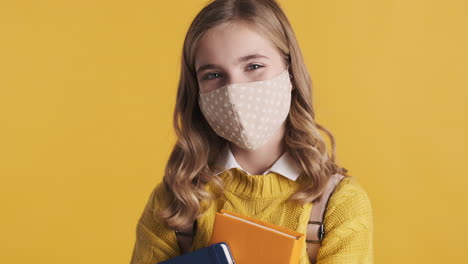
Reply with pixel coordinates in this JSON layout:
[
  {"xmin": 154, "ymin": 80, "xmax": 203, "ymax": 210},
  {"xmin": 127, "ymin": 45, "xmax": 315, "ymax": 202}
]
[{"xmin": 196, "ymin": 53, "xmax": 270, "ymax": 75}]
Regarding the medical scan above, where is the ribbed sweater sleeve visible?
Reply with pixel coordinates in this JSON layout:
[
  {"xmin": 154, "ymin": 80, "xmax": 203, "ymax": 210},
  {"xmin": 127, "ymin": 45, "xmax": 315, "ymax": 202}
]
[
  {"xmin": 130, "ymin": 183, "xmax": 179, "ymax": 264},
  {"xmin": 316, "ymin": 177, "xmax": 374, "ymax": 264}
]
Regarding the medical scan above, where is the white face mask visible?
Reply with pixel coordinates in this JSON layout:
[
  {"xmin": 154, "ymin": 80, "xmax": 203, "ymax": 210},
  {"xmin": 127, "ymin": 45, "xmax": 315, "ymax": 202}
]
[{"xmin": 198, "ymin": 67, "xmax": 293, "ymax": 150}]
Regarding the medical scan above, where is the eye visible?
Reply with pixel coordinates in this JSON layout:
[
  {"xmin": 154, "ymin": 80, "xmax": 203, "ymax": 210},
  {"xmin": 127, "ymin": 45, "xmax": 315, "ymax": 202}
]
[
  {"xmin": 247, "ymin": 64, "xmax": 264, "ymax": 71},
  {"xmin": 202, "ymin": 72, "xmax": 222, "ymax": 81}
]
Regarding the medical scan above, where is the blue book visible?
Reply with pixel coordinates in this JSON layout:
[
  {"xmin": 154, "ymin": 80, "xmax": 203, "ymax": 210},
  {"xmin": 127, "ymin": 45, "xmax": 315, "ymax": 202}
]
[{"xmin": 158, "ymin": 242, "xmax": 236, "ymax": 264}]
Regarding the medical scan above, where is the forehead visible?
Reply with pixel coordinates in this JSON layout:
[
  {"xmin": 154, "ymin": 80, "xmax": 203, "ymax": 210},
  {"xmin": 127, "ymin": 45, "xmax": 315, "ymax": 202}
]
[{"xmin": 194, "ymin": 22, "xmax": 279, "ymax": 69}]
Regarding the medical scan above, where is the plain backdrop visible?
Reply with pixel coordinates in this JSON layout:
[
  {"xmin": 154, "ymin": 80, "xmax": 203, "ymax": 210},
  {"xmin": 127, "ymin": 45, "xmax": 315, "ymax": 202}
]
[{"xmin": 0, "ymin": 0, "xmax": 467, "ymax": 263}]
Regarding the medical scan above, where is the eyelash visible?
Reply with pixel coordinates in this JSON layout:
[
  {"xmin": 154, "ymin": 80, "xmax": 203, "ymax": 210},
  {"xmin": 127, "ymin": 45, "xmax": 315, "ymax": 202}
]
[{"xmin": 202, "ymin": 64, "xmax": 264, "ymax": 81}]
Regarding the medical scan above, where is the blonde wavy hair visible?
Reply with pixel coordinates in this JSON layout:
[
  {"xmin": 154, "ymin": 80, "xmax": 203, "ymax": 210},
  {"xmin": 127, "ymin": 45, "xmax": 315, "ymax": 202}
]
[{"xmin": 157, "ymin": 0, "xmax": 351, "ymax": 231}]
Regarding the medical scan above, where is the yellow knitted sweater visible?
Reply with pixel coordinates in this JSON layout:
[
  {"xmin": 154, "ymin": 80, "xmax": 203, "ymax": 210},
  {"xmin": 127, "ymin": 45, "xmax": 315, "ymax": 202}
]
[{"xmin": 130, "ymin": 168, "xmax": 374, "ymax": 264}]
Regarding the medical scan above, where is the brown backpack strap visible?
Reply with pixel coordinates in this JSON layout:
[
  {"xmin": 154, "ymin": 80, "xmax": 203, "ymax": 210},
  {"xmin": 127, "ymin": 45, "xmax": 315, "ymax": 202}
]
[
  {"xmin": 306, "ymin": 173, "xmax": 346, "ymax": 264},
  {"xmin": 175, "ymin": 220, "xmax": 197, "ymax": 254}
]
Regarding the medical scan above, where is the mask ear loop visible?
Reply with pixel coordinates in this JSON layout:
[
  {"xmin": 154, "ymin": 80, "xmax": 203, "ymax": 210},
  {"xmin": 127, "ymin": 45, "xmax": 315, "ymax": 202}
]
[
  {"xmin": 286, "ymin": 65, "xmax": 293, "ymax": 79},
  {"xmin": 285, "ymin": 60, "xmax": 294, "ymax": 91},
  {"xmin": 285, "ymin": 53, "xmax": 292, "ymax": 78}
]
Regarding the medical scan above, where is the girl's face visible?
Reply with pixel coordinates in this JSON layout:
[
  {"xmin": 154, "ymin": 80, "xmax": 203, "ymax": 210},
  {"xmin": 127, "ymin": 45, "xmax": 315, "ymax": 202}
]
[{"xmin": 194, "ymin": 22, "xmax": 288, "ymax": 94}]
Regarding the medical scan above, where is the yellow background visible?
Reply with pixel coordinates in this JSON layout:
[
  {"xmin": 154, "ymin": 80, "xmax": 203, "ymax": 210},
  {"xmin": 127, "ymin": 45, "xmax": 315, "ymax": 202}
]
[{"xmin": 1, "ymin": 0, "xmax": 466, "ymax": 263}]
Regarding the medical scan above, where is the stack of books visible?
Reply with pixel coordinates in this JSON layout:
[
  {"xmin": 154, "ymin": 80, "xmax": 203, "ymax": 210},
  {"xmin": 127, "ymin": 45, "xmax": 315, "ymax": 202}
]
[{"xmin": 159, "ymin": 209, "xmax": 305, "ymax": 264}]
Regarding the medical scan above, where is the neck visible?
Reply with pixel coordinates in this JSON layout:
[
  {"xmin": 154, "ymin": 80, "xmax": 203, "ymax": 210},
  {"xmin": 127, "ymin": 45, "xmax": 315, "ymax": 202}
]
[{"xmin": 229, "ymin": 122, "xmax": 287, "ymax": 175}]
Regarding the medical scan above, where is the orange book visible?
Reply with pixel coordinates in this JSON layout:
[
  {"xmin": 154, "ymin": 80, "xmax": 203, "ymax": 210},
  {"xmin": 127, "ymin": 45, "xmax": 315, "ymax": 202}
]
[{"xmin": 209, "ymin": 209, "xmax": 305, "ymax": 264}]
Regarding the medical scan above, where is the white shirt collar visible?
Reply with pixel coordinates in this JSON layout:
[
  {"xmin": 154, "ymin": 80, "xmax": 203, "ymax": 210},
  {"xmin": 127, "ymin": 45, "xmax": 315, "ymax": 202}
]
[{"xmin": 213, "ymin": 144, "xmax": 302, "ymax": 181}]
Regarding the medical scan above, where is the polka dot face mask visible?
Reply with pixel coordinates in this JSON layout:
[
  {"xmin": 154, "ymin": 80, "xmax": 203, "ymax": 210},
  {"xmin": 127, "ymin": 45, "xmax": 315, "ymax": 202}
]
[{"xmin": 198, "ymin": 67, "xmax": 292, "ymax": 150}]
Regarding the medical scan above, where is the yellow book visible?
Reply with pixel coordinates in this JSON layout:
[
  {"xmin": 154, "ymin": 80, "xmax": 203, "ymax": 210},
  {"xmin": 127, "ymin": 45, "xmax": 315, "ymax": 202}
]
[{"xmin": 209, "ymin": 209, "xmax": 305, "ymax": 264}]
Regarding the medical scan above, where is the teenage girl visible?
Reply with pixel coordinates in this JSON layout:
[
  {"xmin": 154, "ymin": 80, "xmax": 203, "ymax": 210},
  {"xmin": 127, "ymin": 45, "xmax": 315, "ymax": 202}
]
[{"xmin": 130, "ymin": 0, "xmax": 373, "ymax": 263}]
